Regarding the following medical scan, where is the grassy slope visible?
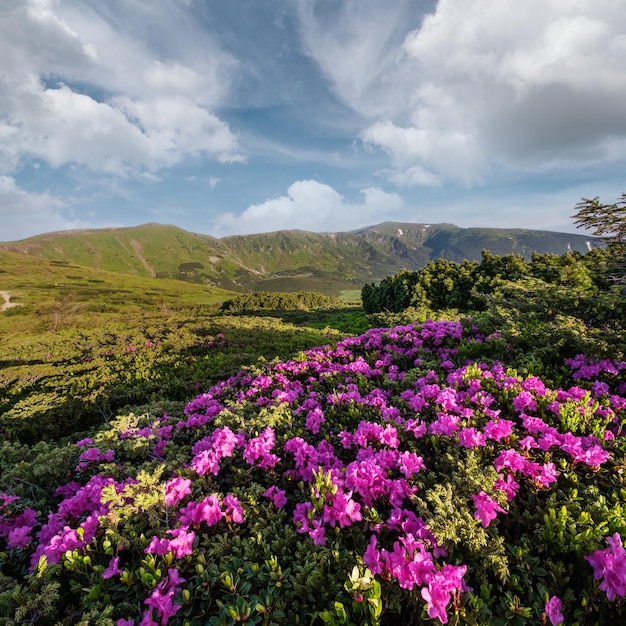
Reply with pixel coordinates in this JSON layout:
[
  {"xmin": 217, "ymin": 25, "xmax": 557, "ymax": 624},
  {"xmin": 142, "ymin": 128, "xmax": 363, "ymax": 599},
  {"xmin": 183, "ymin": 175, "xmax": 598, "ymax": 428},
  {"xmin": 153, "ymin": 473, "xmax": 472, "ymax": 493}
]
[
  {"xmin": 0, "ymin": 251, "xmax": 367, "ymax": 443},
  {"xmin": 0, "ymin": 249, "xmax": 236, "ymax": 336}
]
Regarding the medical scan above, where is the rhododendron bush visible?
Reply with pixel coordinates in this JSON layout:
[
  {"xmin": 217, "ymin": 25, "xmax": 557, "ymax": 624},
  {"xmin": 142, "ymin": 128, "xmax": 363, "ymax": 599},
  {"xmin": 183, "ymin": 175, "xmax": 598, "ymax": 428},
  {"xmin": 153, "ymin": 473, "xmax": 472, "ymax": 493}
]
[{"xmin": 1, "ymin": 320, "xmax": 626, "ymax": 625}]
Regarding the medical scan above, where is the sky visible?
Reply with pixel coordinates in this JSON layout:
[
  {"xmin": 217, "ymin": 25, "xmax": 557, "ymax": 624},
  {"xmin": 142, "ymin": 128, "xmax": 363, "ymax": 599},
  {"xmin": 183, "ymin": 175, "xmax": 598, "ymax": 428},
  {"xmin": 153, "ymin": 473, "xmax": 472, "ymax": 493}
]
[{"xmin": 1, "ymin": 0, "xmax": 626, "ymax": 242}]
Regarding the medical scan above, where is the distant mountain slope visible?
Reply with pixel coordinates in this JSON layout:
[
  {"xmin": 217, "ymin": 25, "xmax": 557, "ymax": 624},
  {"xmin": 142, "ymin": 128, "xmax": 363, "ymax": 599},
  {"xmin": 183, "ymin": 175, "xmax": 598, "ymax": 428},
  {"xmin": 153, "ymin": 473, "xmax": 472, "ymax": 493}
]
[{"xmin": 1, "ymin": 222, "xmax": 599, "ymax": 295}]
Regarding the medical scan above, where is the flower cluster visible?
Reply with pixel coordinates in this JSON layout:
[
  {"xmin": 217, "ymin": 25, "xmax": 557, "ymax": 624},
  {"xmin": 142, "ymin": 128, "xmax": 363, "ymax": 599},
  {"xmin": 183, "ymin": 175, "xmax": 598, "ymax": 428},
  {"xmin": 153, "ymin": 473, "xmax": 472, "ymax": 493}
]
[
  {"xmin": 585, "ymin": 533, "xmax": 626, "ymax": 601},
  {"xmin": 1, "ymin": 320, "xmax": 625, "ymax": 624}
]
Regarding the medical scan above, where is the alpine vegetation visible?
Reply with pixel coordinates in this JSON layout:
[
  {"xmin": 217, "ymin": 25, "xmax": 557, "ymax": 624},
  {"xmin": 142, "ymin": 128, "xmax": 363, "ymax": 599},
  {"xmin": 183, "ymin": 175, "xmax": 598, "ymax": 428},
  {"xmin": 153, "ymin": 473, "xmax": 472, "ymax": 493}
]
[{"xmin": 1, "ymin": 319, "xmax": 625, "ymax": 625}]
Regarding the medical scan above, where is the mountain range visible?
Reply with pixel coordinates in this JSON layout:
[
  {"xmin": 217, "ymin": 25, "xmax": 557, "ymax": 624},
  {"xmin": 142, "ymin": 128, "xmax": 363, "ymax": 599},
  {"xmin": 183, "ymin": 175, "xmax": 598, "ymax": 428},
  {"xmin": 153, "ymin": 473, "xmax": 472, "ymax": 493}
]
[{"xmin": 1, "ymin": 222, "xmax": 598, "ymax": 295}]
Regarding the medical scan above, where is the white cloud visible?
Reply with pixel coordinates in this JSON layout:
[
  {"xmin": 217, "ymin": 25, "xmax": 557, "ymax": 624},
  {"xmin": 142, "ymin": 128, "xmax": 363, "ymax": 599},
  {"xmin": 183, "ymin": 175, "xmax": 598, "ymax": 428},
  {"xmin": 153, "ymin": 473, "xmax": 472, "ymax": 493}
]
[
  {"xmin": 0, "ymin": 0, "xmax": 242, "ymax": 178},
  {"xmin": 296, "ymin": 0, "xmax": 421, "ymax": 119},
  {"xmin": 298, "ymin": 0, "xmax": 626, "ymax": 187},
  {"xmin": 212, "ymin": 180, "xmax": 404, "ymax": 235},
  {"xmin": 0, "ymin": 176, "xmax": 85, "ymax": 241}
]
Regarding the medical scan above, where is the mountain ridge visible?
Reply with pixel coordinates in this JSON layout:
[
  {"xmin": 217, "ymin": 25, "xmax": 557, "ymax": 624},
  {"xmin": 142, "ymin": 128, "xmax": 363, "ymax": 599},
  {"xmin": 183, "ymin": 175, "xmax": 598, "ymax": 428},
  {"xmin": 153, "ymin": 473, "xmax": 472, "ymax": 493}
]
[{"xmin": 1, "ymin": 221, "xmax": 599, "ymax": 295}]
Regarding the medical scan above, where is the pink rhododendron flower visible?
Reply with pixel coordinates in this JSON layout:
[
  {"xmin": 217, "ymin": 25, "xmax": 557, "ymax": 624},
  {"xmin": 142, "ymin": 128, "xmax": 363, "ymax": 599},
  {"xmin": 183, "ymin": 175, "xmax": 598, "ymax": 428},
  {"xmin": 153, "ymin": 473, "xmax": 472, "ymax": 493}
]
[
  {"xmin": 458, "ymin": 427, "xmax": 487, "ymax": 448},
  {"xmin": 472, "ymin": 491, "xmax": 506, "ymax": 528},
  {"xmin": 430, "ymin": 413, "xmax": 460, "ymax": 436},
  {"xmin": 7, "ymin": 525, "xmax": 32, "ymax": 549},
  {"xmin": 421, "ymin": 564, "xmax": 467, "ymax": 624},
  {"xmin": 166, "ymin": 528, "xmax": 195, "ymax": 558},
  {"xmin": 323, "ymin": 490, "xmax": 362, "ymax": 528},
  {"xmin": 75, "ymin": 447, "xmax": 115, "ymax": 471},
  {"xmin": 190, "ymin": 449, "xmax": 220, "ymax": 476},
  {"xmin": 305, "ymin": 407, "xmax": 325, "ymax": 434},
  {"xmin": 493, "ymin": 474, "xmax": 520, "ymax": 502},
  {"xmin": 494, "ymin": 449, "xmax": 527, "ymax": 473},
  {"xmin": 179, "ymin": 496, "xmax": 222, "ymax": 527},
  {"xmin": 582, "ymin": 445, "xmax": 611, "ymax": 470},
  {"xmin": 103, "ymin": 556, "xmax": 122, "ymax": 579},
  {"xmin": 483, "ymin": 419, "xmax": 514, "ymax": 442},
  {"xmin": 545, "ymin": 595, "xmax": 564, "ymax": 626},
  {"xmin": 398, "ymin": 451, "xmax": 426, "ymax": 477},
  {"xmin": 512, "ymin": 391, "xmax": 537, "ymax": 413},
  {"xmin": 263, "ymin": 486, "xmax": 288, "ymax": 508},
  {"xmin": 243, "ymin": 427, "xmax": 280, "ymax": 469},
  {"xmin": 404, "ymin": 418, "xmax": 427, "ymax": 439},
  {"xmin": 143, "ymin": 568, "xmax": 185, "ymax": 625},
  {"xmin": 223, "ymin": 494, "xmax": 244, "ymax": 524},
  {"xmin": 164, "ymin": 477, "xmax": 192, "ymax": 507},
  {"xmin": 536, "ymin": 463, "xmax": 558, "ymax": 488},
  {"xmin": 363, "ymin": 535, "xmax": 384, "ymax": 575},
  {"xmin": 585, "ymin": 533, "xmax": 626, "ymax": 601}
]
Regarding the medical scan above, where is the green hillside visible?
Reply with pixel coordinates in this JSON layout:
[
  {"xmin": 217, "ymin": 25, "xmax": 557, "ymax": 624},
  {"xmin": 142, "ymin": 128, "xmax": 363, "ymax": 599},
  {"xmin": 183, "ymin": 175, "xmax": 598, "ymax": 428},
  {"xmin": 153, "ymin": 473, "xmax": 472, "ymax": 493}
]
[
  {"xmin": 0, "ymin": 249, "xmax": 236, "ymax": 336},
  {"xmin": 1, "ymin": 221, "xmax": 599, "ymax": 295}
]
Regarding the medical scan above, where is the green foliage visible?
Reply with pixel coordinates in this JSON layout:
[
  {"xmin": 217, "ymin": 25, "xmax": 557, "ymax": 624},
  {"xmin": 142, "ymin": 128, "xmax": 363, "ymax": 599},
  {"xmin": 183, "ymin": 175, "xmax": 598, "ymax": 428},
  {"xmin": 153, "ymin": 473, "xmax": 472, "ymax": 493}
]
[
  {"xmin": 3, "ymin": 233, "xmax": 626, "ymax": 625},
  {"xmin": 572, "ymin": 193, "xmax": 626, "ymax": 284},
  {"xmin": 362, "ymin": 249, "xmax": 626, "ymax": 375},
  {"xmin": 0, "ymin": 313, "xmax": 343, "ymax": 443},
  {"xmin": 220, "ymin": 291, "xmax": 346, "ymax": 313}
]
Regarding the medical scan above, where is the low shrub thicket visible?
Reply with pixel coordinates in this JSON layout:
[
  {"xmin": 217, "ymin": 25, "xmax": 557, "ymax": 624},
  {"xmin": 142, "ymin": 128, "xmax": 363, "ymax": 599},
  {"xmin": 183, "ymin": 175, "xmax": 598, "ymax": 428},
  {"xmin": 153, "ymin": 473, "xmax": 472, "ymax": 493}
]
[
  {"xmin": 220, "ymin": 292, "xmax": 346, "ymax": 314},
  {"xmin": 1, "ymin": 319, "xmax": 625, "ymax": 625},
  {"xmin": 0, "ymin": 315, "xmax": 340, "ymax": 444}
]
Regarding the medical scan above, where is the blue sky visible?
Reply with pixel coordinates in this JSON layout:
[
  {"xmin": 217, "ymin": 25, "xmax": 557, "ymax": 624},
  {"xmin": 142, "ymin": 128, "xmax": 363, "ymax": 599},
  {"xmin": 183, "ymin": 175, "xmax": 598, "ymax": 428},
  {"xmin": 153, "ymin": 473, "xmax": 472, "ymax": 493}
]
[{"xmin": 1, "ymin": 0, "xmax": 626, "ymax": 242}]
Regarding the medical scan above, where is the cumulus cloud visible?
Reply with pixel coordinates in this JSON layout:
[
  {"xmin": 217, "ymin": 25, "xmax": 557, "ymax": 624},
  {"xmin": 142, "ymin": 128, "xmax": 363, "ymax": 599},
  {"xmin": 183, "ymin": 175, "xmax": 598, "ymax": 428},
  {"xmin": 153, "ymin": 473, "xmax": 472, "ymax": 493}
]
[
  {"xmin": 299, "ymin": 0, "xmax": 626, "ymax": 187},
  {"xmin": 212, "ymin": 180, "xmax": 404, "ymax": 236},
  {"xmin": 0, "ymin": 0, "xmax": 242, "ymax": 178},
  {"xmin": 0, "ymin": 176, "xmax": 85, "ymax": 241}
]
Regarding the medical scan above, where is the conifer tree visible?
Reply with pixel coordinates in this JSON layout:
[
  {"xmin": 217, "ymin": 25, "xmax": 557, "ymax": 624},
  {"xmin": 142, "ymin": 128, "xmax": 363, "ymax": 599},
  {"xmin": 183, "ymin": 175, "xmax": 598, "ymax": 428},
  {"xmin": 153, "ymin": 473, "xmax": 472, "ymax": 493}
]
[{"xmin": 573, "ymin": 193, "xmax": 626, "ymax": 285}]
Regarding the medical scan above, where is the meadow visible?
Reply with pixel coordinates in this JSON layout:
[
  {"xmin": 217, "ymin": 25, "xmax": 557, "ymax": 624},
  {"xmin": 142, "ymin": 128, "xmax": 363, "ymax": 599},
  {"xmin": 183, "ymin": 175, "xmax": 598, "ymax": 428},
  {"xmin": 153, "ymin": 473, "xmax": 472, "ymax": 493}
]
[{"xmin": 1, "ymin": 246, "xmax": 625, "ymax": 625}]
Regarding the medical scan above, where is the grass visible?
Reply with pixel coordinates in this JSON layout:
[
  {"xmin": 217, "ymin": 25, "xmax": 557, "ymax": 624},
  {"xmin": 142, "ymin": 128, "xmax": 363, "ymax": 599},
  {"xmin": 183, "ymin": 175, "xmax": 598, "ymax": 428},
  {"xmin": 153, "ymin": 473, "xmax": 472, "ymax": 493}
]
[{"xmin": 0, "ymin": 250, "xmax": 236, "ymax": 336}]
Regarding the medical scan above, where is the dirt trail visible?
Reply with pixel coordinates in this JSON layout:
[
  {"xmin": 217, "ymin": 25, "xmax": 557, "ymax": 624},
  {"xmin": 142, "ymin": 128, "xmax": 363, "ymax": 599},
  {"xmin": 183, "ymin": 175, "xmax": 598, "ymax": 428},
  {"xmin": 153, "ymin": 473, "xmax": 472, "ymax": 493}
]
[
  {"xmin": 0, "ymin": 291, "xmax": 22, "ymax": 312},
  {"xmin": 130, "ymin": 240, "xmax": 156, "ymax": 277}
]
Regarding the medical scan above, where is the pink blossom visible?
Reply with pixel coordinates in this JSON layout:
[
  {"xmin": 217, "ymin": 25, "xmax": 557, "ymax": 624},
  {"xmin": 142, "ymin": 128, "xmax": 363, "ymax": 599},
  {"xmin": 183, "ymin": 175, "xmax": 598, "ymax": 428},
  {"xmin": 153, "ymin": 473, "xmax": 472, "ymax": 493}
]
[
  {"xmin": 494, "ymin": 449, "xmax": 527, "ymax": 473},
  {"xmin": 518, "ymin": 436, "xmax": 539, "ymax": 451},
  {"xmin": 179, "ymin": 496, "xmax": 222, "ymax": 527},
  {"xmin": 472, "ymin": 491, "xmax": 506, "ymax": 528},
  {"xmin": 243, "ymin": 427, "xmax": 280, "ymax": 469},
  {"xmin": 582, "ymin": 445, "xmax": 611, "ymax": 470},
  {"xmin": 585, "ymin": 533, "xmax": 626, "ymax": 601},
  {"xmin": 263, "ymin": 486, "xmax": 288, "ymax": 508},
  {"xmin": 146, "ymin": 536, "xmax": 170, "ymax": 556},
  {"xmin": 404, "ymin": 418, "xmax": 427, "ymax": 439},
  {"xmin": 536, "ymin": 463, "xmax": 558, "ymax": 488},
  {"xmin": 483, "ymin": 419, "xmax": 514, "ymax": 442},
  {"xmin": 493, "ymin": 473, "xmax": 520, "ymax": 502},
  {"xmin": 305, "ymin": 407, "xmax": 325, "ymax": 434},
  {"xmin": 398, "ymin": 451, "xmax": 426, "ymax": 477},
  {"xmin": 363, "ymin": 535, "xmax": 384, "ymax": 575},
  {"xmin": 143, "ymin": 568, "xmax": 185, "ymax": 625},
  {"xmin": 190, "ymin": 449, "xmax": 220, "ymax": 476},
  {"xmin": 545, "ymin": 595, "xmax": 564, "ymax": 626},
  {"xmin": 323, "ymin": 490, "xmax": 362, "ymax": 528},
  {"xmin": 7, "ymin": 525, "xmax": 32, "ymax": 549},
  {"xmin": 512, "ymin": 391, "xmax": 537, "ymax": 413},
  {"xmin": 164, "ymin": 477, "xmax": 192, "ymax": 507},
  {"xmin": 103, "ymin": 556, "xmax": 122, "ymax": 579},
  {"xmin": 458, "ymin": 427, "xmax": 487, "ymax": 448},
  {"xmin": 430, "ymin": 413, "xmax": 460, "ymax": 436},
  {"xmin": 421, "ymin": 565, "xmax": 467, "ymax": 624},
  {"xmin": 223, "ymin": 494, "xmax": 244, "ymax": 524}
]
